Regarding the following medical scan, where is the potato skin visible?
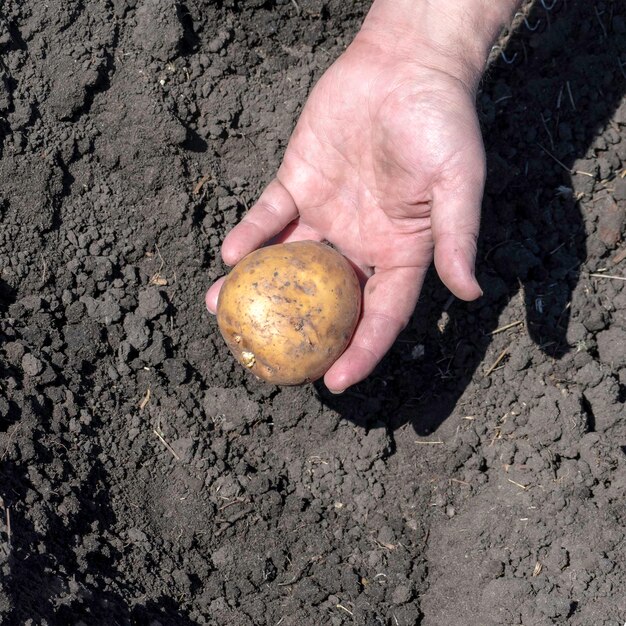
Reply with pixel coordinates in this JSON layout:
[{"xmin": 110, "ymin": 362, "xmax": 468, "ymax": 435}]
[{"xmin": 216, "ymin": 240, "xmax": 361, "ymax": 385}]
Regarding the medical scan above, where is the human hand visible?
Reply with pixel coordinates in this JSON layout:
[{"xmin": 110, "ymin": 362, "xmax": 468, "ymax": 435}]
[{"xmin": 207, "ymin": 0, "xmax": 520, "ymax": 393}]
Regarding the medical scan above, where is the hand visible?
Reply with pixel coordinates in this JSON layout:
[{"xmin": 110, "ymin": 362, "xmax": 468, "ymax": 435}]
[{"xmin": 206, "ymin": 32, "xmax": 487, "ymax": 393}]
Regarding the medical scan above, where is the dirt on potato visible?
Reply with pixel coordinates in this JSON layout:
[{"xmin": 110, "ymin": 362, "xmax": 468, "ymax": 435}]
[
  {"xmin": 217, "ymin": 241, "xmax": 361, "ymax": 385},
  {"xmin": 1, "ymin": 1, "xmax": 625, "ymax": 625}
]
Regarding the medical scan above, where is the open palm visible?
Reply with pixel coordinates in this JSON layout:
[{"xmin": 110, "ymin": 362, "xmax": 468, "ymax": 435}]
[{"xmin": 207, "ymin": 37, "xmax": 486, "ymax": 392}]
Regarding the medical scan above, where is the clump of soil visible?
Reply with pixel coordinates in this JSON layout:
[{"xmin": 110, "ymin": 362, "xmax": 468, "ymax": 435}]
[{"xmin": 1, "ymin": 1, "xmax": 625, "ymax": 624}]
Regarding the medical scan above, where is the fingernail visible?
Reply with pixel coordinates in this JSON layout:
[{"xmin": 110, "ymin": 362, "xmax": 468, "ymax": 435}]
[
  {"xmin": 473, "ymin": 276, "xmax": 483, "ymax": 298},
  {"xmin": 329, "ymin": 388, "xmax": 346, "ymax": 395}
]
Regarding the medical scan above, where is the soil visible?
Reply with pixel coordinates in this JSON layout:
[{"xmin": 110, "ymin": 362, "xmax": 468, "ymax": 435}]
[{"xmin": 0, "ymin": 1, "xmax": 625, "ymax": 624}]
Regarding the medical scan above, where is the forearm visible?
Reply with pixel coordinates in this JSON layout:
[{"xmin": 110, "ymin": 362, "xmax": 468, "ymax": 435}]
[{"xmin": 358, "ymin": 0, "xmax": 523, "ymax": 91}]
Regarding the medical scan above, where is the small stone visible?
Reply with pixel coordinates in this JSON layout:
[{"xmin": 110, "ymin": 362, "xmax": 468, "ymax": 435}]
[
  {"xmin": 141, "ymin": 331, "xmax": 166, "ymax": 365},
  {"xmin": 19, "ymin": 295, "xmax": 45, "ymax": 311},
  {"xmin": 596, "ymin": 194, "xmax": 625, "ymax": 248},
  {"xmin": 133, "ymin": 0, "xmax": 184, "ymax": 62},
  {"xmin": 565, "ymin": 321, "xmax": 588, "ymax": 345},
  {"xmin": 536, "ymin": 588, "xmax": 571, "ymax": 618},
  {"xmin": 137, "ymin": 289, "xmax": 168, "ymax": 320},
  {"xmin": 598, "ymin": 557, "xmax": 614, "ymax": 574},
  {"xmin": 21, "ymin": 353, "xmax": 43, "ymax": 376},
  {"xmin": 482, "ymin": 559, "xmax": 505, "ymax": 579},
  {"xmin": 211, "ymin": 546, "xmax": 232, "ymax": 568},
  {"xmin": 574, "ymin": 361, "xmax": 604, "ymax": 388},
  {"xmin": 87, "ymin": 294, "xmax": 122, "ymax": 324},
  {"xmin": 127, "ymin": 528, "xmax": 148, "ymax": 544},
  {"xmin": 572, "ymin": 159, "xmax": 598, "ymax": 195},
  {"xmin": 506, "ymin": 344, "xmax": 531, "ymax": 371},
  {"xmin": 391, "ymin": 585, "xmax": 412, "ymax": 605},
  {"xmin": 172, "ymin": 437, "xmax": 195, "ymax": 462},
  {"xmin": 613, "ymin": 176, "xmax": 626, "ymax": 202},
  {"xmin": 123, "ymin": 265, "xmax": 139, "ymax": 285},
  {"xmin": 0, "ymin": 395, "xmax": 9, "ymax": 417},
  {"xmin": 357, "ymin": 426, "xmax": 392, "ymax": 462},
  {"xmin": 162, "ymin": 358, "xmax": 189, "ymax": 385},
  {"xmin": 584, "ymin": 378, "xmax": 621, "ymax": 432},
  {"xmin": 377, "ymin": 525, "xmax": 396, "ymax": 546},
  {"xmin": 69, "ymin": 418, "xmax": 82, "ymax": 433},
  {"xmin": 66, "ymin": 301, "xmax": 86, "ymax": 324},
  {"xmin": 206, "ymin": 30, "xmax": 230, "ymax": 53},
  {"xmin": 123, "ymin": 313, "xmax": 151, "ymax": 351},
  {"xmin": 5, "ymin": 341, "xmax": 26, "ymax": 366},
  {"xmin": 596, "ymin": 327, "xmax": 626, "ymax": 368},
  {"xmin": 582, "ymin": 308, "xmax": 607, "ymax": 332}
]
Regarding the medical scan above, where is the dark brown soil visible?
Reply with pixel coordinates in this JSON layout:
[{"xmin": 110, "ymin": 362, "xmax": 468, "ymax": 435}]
[{"xmin": 1, "ymin": 1, "xmax": 625, "ymax": 624}]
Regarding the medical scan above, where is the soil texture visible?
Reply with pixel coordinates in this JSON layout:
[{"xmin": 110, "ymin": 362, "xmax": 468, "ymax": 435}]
[{"xmin": 1, "ymin": 1, "xmax": 626, "ymax": 624}]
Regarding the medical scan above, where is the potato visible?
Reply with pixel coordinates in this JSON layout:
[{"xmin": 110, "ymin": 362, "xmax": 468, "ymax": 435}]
[{"xmin": 216, "ymin": 240, "xmax": 361, "ymax": 385}]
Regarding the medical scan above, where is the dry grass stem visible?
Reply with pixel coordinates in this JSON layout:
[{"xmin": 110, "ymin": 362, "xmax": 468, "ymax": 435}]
[
  {"xmin": 153, "ymin": 429, "xmax": 181, "ymax": 460},
  {"xmin": 508, "ymin": 478, "xmax": 528, "ymax": 490},
  {"xmin": 336, "ymin": 604, "xmax": 354, "ymax": 617},
  {"xmin": 485, "ymin": 346, "xmax": 510, "ymax": 376},
  {"xmin": 308, "ymin": 456, "xmax": 329, "ymax": 465},
  {"xmin": 139, "ymin": 388, "xmax": 151, "ymax": 411},
  {"xmin": 490, "ymin": 320, "xmax": 523, "ymax": 335},
  {"xmin": 1, "ymin": 423, "xmax": 21, "ymax": 461},
  {"xmin": 276, "ymin": 556, "xmax": 320, "ymax": 586},
  {"xmin": 6, "ymin": 507, "xmax": 10, "ymax": 546},
  {"xmin": 193, "ymin": 173, "xmax": 212, "ymax": 195},
  {"xmin": 594, "ymin": 5, "xmax": 608, "ymax": 38},
  {"xmin": 150, "ymin": 275, "xmax": 168, "ymax": 286},
  {"xmin": 540, "ymin": 113, "xmax": 555, "ymax": 150},
  {"xmin": 536, "ymin": 143, "xmax": 593, "ymax": 177},
  {"xmin": 588, "ymin": 272, "xmax": 626, "ymax": 282},
  {"xmin": 40, "ymin": 252, "xmax": 48, "ymax": 286},
  {"xmin": 566, "ymin": 81, "xmax": 576, "ymax": 111},
  {"xmin": 149, "ymin": 245, "xmax": 168, "ymax": 286},
  {"xmin": 218, "ymin": 497, "xmax": 248, "ymax": 512}
]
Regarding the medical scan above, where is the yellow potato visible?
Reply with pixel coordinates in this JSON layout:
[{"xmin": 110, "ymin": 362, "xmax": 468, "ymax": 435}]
[{"xmin": 216, "ymin": 240, "xmax": 361, "ymax": 385}]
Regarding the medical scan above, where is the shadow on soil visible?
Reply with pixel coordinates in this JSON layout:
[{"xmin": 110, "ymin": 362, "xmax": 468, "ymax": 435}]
[{"xmin": 319, "ymin": 1, "xmax": 625, "ymax": 436}]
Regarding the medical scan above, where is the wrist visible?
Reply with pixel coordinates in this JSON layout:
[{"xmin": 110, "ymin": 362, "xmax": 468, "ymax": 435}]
[{"xmin": 358, "ymin": 0, "xmax": 522, "ymax": 92}]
